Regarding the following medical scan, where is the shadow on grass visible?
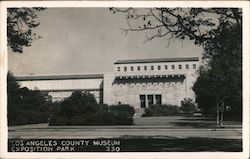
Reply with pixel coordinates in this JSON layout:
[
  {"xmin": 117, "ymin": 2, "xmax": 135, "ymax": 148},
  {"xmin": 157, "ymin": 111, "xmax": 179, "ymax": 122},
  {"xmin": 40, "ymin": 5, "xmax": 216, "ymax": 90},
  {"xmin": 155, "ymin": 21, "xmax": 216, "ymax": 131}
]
[
  {"xmin": 170, "ymin": 122, "xmax": 216, "ymax": 128},
  {"xmin": 119, "ymin": 136, "xmax": 242, "ymax": 152},
  {"xmin": 180, "ymin": 118, "xmax": 215, "ymax": 121}
]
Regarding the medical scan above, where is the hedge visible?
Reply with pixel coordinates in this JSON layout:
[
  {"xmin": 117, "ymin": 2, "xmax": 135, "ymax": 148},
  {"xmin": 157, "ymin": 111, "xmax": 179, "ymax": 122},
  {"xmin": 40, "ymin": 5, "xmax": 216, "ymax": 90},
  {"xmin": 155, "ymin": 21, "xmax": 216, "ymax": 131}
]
[
  {"xmin": 49, "ymin": 91, "xmax": 135, "ymax": 126},
  {"xmin": 142, "ymin": 104, "xmax": 180, "ymax": 117}
]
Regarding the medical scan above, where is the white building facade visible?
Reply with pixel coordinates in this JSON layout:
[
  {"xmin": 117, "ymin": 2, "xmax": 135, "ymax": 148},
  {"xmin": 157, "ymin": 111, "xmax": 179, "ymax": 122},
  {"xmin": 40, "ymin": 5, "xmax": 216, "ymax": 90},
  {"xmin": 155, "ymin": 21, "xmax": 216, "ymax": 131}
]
[{"xmin": 16, "ymin": 57, "xmax": 199, "ymax": 109}]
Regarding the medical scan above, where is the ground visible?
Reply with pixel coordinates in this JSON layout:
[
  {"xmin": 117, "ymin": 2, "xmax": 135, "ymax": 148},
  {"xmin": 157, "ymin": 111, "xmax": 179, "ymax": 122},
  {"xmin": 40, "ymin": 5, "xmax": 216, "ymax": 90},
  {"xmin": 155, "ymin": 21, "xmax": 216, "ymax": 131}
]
[{"xmin": 8, "ymin": 116, "xmax": 242, "ymax": 152}]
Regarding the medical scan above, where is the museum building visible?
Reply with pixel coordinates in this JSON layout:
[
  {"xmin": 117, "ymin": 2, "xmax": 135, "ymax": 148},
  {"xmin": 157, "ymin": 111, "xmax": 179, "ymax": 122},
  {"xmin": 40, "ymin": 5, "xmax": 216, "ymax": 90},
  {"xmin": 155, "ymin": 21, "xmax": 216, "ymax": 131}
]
[{"xmin": 16, "ymin": 57, "xmax": 199, "ymax": 109}]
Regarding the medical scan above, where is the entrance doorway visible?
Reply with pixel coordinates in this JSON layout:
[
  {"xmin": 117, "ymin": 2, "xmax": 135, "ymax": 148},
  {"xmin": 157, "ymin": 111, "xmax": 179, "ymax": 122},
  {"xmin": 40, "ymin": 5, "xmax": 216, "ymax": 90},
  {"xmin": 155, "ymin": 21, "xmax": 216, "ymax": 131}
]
[
  {"xmin": 140, "ymin": 95, "xmax": 146, "ymax": 108},
  {"xmin": 140, "ymin": 94, "xmax": 162, "ymax": 108}
]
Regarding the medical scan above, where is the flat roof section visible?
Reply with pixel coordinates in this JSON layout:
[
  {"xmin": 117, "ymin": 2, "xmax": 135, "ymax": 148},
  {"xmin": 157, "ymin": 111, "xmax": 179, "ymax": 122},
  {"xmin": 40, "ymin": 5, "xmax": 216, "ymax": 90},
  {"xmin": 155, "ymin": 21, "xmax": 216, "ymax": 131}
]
[
  {"xmin": 16, "ymin": 74, "xmax": 104, "ymax": 81},
  {"xmin": 114, "ymin": 57, "xmax": 199, "ymax": 64}
]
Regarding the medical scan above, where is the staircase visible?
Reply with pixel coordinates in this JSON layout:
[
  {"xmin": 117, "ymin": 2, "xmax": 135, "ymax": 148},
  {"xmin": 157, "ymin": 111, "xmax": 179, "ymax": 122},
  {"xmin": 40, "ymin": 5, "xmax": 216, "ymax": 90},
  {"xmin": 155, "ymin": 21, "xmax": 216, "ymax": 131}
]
[{"xmin": 134, "ymin": 108, "xmax": 145, "ymax": 118}]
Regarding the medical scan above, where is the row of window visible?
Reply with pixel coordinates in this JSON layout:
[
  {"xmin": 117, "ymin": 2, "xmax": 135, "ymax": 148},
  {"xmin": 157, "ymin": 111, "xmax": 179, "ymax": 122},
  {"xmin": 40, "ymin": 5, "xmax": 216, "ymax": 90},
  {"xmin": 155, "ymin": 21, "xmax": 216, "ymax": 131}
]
[{"xmin": 117, "ymin": 64, "xmax": 197, "ymax": 72}]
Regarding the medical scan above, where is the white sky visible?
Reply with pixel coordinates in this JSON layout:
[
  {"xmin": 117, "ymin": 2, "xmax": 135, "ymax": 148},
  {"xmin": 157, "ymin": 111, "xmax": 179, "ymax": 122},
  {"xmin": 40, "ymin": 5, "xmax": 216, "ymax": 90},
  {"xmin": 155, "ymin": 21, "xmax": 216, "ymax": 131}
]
[{"xmin": 8, "ymin": 8, "xmax": 203, "ymax": 75}]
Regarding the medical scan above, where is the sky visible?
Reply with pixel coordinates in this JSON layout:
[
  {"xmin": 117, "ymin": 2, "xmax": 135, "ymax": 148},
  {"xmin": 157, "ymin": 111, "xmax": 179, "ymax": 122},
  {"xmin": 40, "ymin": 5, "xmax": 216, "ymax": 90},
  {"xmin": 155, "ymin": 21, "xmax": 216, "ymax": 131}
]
[{"xmin": 8, "ymin": 8, "xmax": 203, "ymax": 76}]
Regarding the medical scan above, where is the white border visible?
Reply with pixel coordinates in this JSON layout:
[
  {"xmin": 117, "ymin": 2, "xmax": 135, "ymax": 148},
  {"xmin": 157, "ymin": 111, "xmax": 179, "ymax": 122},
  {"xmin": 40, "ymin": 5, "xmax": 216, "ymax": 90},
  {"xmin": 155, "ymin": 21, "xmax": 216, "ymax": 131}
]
[{"xmin": 0, "ymin": 1, "xmax": 249, "ymax": 159}]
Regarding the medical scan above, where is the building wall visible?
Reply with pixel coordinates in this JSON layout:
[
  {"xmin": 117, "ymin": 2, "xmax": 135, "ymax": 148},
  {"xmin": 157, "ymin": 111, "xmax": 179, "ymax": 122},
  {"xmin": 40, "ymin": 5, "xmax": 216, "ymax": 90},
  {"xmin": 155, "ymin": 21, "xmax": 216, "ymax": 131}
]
[
  {"xmin": 18, "ymin": 78, "xmax": 103, "ymax": 102},
  {"xmin": 19, "ymin": 79, "xmax": 103, "ymax": 91},
  {"xmin": 17, "ymin": 58, "xmax": 199, "ymax": 108},
  {"xmin": 111, "ymin": 81, "xmax": 186, "ymax": 108},
  {"xmin": 103, "ymin": 59, "xmax": 199, "ymax": 107},
  {"xmin": 114, "ymin": 61, "xmax": 198, "ymax": 76}
]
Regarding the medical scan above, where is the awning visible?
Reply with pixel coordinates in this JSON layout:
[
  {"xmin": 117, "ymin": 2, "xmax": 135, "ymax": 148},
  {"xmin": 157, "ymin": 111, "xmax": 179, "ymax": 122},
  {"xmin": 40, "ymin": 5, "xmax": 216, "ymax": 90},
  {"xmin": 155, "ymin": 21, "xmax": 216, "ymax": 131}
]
[{"xmin": 113, "ymin": 74, "xmax": 186, "ymax": 85}]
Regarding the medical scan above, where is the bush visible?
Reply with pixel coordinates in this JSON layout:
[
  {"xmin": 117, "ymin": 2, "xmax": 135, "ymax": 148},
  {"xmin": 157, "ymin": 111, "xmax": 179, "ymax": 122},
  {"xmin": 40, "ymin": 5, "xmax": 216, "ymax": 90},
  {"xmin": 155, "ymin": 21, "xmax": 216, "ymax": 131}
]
[
  {"xmin": 7, "ymin": 72, "xmax": 49, "ymax": 126},
  {"xmin": 142, "ymin": 104, "xmax": 180, "ymax": 117},
  {"xmin": 110, "ymin": 104, "xmax": 135, "ymax": 116},
  {"xmin": 179, "ymin": 98, "xmax": 198, "ymax": 114},
  {"xmin": 49, "ymin": 91, "xmax": 135, "ymax": 126}
]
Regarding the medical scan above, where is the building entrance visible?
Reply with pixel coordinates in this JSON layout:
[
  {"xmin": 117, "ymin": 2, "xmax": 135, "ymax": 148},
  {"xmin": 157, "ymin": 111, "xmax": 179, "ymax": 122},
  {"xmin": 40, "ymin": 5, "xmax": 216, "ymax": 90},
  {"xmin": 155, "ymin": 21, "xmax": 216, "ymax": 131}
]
[
  {"xmin": 140, "ymin": 95, "xmax": 146, "ymax": 108},
  {"xmin": 140, "ymin": 94, "xmax": 162, "ymax": 108}
]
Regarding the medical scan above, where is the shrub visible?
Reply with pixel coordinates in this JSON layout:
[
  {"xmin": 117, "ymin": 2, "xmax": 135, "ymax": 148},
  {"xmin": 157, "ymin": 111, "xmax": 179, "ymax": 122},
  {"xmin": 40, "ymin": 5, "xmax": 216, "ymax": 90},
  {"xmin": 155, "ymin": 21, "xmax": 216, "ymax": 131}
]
[
  {"xmin": 7, "ymin": 72, "xmax": 49, "ymax": 126},
  {"xmin": 179, "ymin": 98, "xmax": 198, "ymax": 114},
  {"xmin": 110, "ymin": 104, "xmax": 135, "ymax": 117},
  {"xmin": 142, "ymin": 104, "xmax": 180, "ymax": 117},
  {"xmin": 49, "ymin": 91, "xmax": 135, "ymax": 126}
]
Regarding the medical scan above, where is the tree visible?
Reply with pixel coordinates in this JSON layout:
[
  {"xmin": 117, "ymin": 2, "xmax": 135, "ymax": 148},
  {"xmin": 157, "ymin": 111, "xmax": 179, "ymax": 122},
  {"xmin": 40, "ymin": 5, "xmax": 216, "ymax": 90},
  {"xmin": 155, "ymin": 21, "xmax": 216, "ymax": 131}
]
[
  {"xmin": 7, "ymin": 7, "xmax": 45, "ymax": 53},
  {"xmin": 7, "ymin": 72, "xmax": 49, "ymax": 125},
  {"xmin": 111, "ymin": 8, "xmax": 242, "ymax": 126},
  {"xmin": 110, "ymin": 8, "xmax": 241, "ymax": 48},
  {"xmin": 193, "ymin": 24, "xmax": 242, "ymax": 125}
]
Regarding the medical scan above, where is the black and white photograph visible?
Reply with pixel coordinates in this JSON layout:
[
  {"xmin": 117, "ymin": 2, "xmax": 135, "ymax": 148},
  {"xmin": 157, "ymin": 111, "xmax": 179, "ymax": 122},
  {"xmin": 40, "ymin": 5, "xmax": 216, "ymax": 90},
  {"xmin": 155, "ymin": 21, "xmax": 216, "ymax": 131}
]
[{"xmin": 0, "ymin": 1, "xmax": 249, "ymax": 159}]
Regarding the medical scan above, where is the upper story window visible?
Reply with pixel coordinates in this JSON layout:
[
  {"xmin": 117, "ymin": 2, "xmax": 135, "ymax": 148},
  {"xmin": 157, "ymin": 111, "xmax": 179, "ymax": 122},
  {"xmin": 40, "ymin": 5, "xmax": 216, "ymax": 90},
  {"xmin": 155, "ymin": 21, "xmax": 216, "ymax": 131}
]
[
  {"xmin": 131, "ymin": 66, "xmax": 134, "ymax": 71},
  {"xmin": 179, "ymin": 65, "xmax": 182, "ymax": 69},
  {"xmin": 172, "ymin": 65, "xmax": 175, "ymax": 70},
  {"xmin": 144, "ymin": 66, "xmax": 147, "ymax": 71},
  {"xmin": 137, "ymin": 66, "xmax": 140, "ymax": 71},
  {"xmin": 193, "ymin": 64, "xmax": 197, "ymax": 69},
  {"xmin": 117, "ymin": 67, "xmax": 120, "ymax": 72},
  {"xmin": 186, "ymin": 64, "xmax": 189, "ymax": 69},
  {"xmin": 158, "ymin": 65, "xmax": 161, "ymax": 70},
  {"xmin": 151, "ymin": 66, "xmax": 154, "ymax": 70},
  {"xmin": 124, "ymin": 67, "xmax": 127, "ymax": 72},
  {"xmin": 165, "ymin": 65, "xmax": 168, "ymax": 70}
]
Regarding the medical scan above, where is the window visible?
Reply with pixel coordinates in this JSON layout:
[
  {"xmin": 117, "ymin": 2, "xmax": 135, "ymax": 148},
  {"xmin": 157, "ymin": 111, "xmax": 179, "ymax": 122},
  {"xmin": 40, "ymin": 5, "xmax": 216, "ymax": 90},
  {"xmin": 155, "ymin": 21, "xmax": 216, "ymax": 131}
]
[
  {"xmin": 158, "ymin": 65, "xmax": 161, "ymax": 70},
  {"xmin": 124, "ymin": 67, "xmax": 127, "ymax": 72},
  {"xmin": 179, "ymin": 65, "xmax": 182, "ymax": 69},
  {"xmin": 140, "ymin": 95, "xmax": 146, "ymax": 108},
  {"xmin": 140, "ymin": 94, "xmax": 162, "ymax": 107},
  {"xmin": 144, "ymin": 66, "xmax": 147, "ymax": 70},
  {"xmin": 155, "ymin": 95, "xmax": 162, "ymax": 105},
  {"xmin": 131, "ymin": 66, "xmax": 134, "ymax": 71},
  {"xmin": 147, "ymin": 95, "xmax": 154, "ymax": 107},
  {"xmin": 186, "ymin": 64, "xmax": 189, "ymax": 69},
  {"xmin": 137, "ymin": 66, "xmax": 140, "ymax": 71},
  {"xmin": 193, "ymin": 64, "xmax": 196, "ymax": 69},
  {"xmin": 117, "ymin": 67, "xmax": 120, "ymax": 72},
  {"xmin": 165, "ymin": 65, "xmax": 168, "ymax": 70},
  {"xmin": 151, "ymin": 66, "xmax": 154, "ymax": 70},
  {"xmin": 172, "ymin": 65, "xmax": 175, "ymax": 69}
]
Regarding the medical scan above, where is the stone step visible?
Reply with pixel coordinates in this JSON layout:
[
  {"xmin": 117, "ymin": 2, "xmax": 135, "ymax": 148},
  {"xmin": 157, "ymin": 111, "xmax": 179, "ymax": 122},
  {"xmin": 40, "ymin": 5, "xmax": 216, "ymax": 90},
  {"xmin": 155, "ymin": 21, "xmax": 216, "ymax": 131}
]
[{"xmin": 134, "ymin": 108, "xmax": 145, "ymax": 118}]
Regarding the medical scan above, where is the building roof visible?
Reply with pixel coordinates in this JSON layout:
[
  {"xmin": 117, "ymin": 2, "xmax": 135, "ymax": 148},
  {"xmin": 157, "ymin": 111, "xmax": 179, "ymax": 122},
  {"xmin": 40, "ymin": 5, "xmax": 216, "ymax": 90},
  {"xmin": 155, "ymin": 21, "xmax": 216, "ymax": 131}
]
[
  {"xmin": 114, "ymin": 57, "xmax": 199, "ymax": 64},
  {"xmin": 16, "ymin": 74, "xmax": 104, "ymax": 81}
]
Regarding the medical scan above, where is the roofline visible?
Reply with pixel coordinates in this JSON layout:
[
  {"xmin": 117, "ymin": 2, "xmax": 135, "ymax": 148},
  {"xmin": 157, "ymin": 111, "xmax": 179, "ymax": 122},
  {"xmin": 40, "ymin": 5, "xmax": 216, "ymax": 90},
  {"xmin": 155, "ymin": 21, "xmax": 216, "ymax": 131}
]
[
  {"xmin": 16, "ymin": 74, "xmax": 104, "ymax": 81},
  {"xmin": 114, "ymin": 57, "xmax": 199, "ymax": 64}
]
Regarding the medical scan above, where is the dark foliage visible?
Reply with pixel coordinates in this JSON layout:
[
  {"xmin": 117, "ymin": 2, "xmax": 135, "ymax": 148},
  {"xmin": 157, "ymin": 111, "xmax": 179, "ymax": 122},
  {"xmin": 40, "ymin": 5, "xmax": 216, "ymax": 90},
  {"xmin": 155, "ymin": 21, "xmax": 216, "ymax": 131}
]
[
  {"xmin": 179, "ymin": 98, "xmax": 198, "ymax": 114},
  {"xmin": 142, "ymin": 104, "xmax": 180, "ymax": 117},
  {"xmin": 193, "ymin": 25, "xmax": 242, "ymax": 119},
  {"xmin": 7, "ymin": 72, "xmax": 49, "ymax": 126},
  {"xmin": 49, "ymin": 91, "xmax": 135, "ymax": 126},
  {"xmin": 7, "ymin": 7, "xmax": 45, "ymax": 53}
]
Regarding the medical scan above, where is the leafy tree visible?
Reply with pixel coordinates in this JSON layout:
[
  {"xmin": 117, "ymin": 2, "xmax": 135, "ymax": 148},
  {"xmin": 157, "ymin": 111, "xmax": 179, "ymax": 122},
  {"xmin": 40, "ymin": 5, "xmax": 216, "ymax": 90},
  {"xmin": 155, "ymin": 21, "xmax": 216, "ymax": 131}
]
[
  {"xmin": 7, "ymin": 72, "xmax": 49, "ymax": 125},
  {"xmin": 193, "ymin": 24, "xmax": 242, "ymax": 124},
  {"xmin": 7, "ymin": 72, "xmax": 22, "ymax": 109},
  {"xmin": 7, "ymin": 7, "xmax": 45, "ymax": 53}
]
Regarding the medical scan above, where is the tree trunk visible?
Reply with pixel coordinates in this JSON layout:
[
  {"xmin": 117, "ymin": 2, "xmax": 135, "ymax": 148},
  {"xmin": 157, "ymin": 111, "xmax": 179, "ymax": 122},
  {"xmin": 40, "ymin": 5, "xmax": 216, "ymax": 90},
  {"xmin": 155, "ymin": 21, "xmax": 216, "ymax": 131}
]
[
  {"xmin": 219, "ymin": 101, "xmax": 224, "ymax": 127},
  {"xmin": 216, "ymin": 101, "xmax": 219, "ymax": 125}
]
